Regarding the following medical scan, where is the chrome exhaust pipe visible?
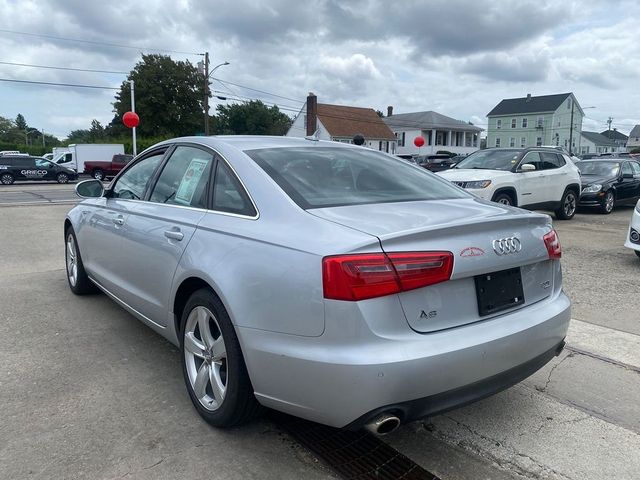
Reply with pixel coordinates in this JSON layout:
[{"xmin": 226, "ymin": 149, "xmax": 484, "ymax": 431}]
[{"xmin": 364, "ymin": 413, "xmax": 401, "ymax": 435}]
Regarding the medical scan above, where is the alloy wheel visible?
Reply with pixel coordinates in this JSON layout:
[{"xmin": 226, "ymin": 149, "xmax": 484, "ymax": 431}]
[
  {"xmin": 66, "ymin": 234, "xmax": 78, "ymax": 287},
  {"xmin": 58, "ymin": 173, "xmax": 68, "ymax": 184},
  {"xmin": 1, "ymin": 173, "xmax": 12, "ymax": 185},
  {"xmin": 184, "ymin": 306, "xmax": 228, "ymax": 411},
  {"xmin": 498, "ymin": 198, "xmax": 511, "ymax": 205},
  {"xmin": 564, "ymin": 192, "xmax": 576, "ymax": 217},
  {"xmin": 604, "ymin": 192, "xmax": 614, "ymax": 213}
]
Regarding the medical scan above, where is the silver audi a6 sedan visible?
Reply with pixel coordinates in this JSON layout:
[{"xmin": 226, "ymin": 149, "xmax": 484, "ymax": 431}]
[{"xmin": 65, "ymin": 136, "xmax": 570, "ymax": 434}]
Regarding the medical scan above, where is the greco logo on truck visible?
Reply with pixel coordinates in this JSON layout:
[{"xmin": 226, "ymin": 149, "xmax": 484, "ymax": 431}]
[{"xmin": 21, "ymin": 169, "xmax": 48, "ymax": 176}]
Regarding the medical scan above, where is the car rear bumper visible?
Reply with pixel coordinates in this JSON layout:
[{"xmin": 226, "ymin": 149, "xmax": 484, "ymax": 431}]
[{"xmin": 239, "ymin": 291, "xmax": 571, "ymax": 428}]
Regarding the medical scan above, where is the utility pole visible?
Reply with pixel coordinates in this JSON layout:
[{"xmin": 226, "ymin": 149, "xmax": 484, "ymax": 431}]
[
  {"xmin": 42, "ymin": 129, "xmax": 45, "ymax": 148},
  {"xmin": 607, "ymin": 117, "xmax": 613, "ymax": 131},
  {"xmin": 568, "ymin": 100, "xmax": 575, "ymax": 155},
  {"xmin": 204, "ymin": 52, "xmax": 210, "ymax": 136}
]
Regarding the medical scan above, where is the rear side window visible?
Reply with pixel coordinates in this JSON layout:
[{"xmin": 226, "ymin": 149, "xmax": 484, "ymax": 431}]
[
  {"xmin": 247, "ymin": 146, "xmax": 467, "ymax": 209},
  {"xmin": 539, "ymin": 152, "xmax": 562, "ymax": 170},
  {"xmin": 11, "ymin": 158, "xmax": 33, "ymax": 168},
  {"xmin": 212, "ymin": 160, "xmax": 256, "ymax": 216},
  {"xmin": 150, "ymin": 146, "xmax": 213, "ymax": 209}
]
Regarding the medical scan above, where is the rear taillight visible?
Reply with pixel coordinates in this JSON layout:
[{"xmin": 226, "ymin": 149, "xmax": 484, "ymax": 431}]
[
  {"xmin": 543, "ymin": 229, "xmax": 562, "ymax": 259},
  {"xmin": 322, "ymin": 252, "xmax": 453, "ymax": 301}
]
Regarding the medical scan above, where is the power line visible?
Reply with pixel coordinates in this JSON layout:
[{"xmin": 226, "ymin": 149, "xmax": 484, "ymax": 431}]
[
  {"xmin": 212, "ymin": 77, "xmax": 304, "ymax": 104},
  {"xmin": 0, "ymin": 77, "xmax": 119, "ymax": 89},
  {"xmin": 0, "ymin": 28, "xmax": 201, "ymax": 56},
  {"xmin": 0, "ymin": 60, "xmax": 128, "ymax": 75}
]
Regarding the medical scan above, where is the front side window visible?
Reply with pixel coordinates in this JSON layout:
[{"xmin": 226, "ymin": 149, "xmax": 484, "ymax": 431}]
[
  {"xmin": 212, "ymin": 160, "xmax": 256, "ymax": 216},
  {"xmin": 521, "ymin": 152, "xmax": 541, "ymax": 170},
  {"xmin": 622, "ymin": 162, "xmax": 633, "ymax": 177},
  {"xmin": 112, "ymin": 152, "xmax": 165, "ymax": 200},
  {"xmin": 35, "ymin": 158, "xmax": 54, "ymax": 169},
  {"xmin": 150, "ymin": 146, "xmax": 213, "ymax": 209},
  {"xmin": 247, "ymin": 146, "xmax": 467, "ymax": 209},
  {"xmin": 630, "ymin": 162, "xmax": 640, "ymax": 175},
  {"xmin": 539, "ymin": 152, "xmax": 561, "ymax": 170}
]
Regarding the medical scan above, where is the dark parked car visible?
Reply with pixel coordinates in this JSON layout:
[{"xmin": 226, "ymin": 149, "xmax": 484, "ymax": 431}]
[
  {"xmin": 578, "ymin": 159, "xmax": 640, "ymax": 213},
  {"xmin": 84, "ymin": 154, "xmax": 134, "ymax": 181},
  {"xmin": 0, "ymin": 156, "xmax": 77, "ymax": 184},
  {"xmin": 579, "ymin": 153, "xmax": 600, "ymax": 160},
  {"xmin": 417, "ymin": 154, "xmax": 458, "ymax": 172}
]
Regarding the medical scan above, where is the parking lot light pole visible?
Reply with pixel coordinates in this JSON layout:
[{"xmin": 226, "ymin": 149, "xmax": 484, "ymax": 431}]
[
  {"xmin": 130, "ymin": 80, "xmax": 137, "ymax": 156},
  {"xmin": 202, "ymin": 54, "xmax": 229, "ymax": 136}
]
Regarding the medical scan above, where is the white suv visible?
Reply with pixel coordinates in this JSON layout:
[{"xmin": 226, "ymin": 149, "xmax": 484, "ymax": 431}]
[{"xmin": 438, "ymin": 147, "xmax": 582, "ymax": 220}]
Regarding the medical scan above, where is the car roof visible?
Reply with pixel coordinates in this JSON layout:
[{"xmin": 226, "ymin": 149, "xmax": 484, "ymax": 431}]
[
  {"xmin": 578, "ymin": 158, "xmax": 625, "ymax": 163},
  {"xmin": 153, "ymin": 135, "xmax": 367, "ymax": 153}
]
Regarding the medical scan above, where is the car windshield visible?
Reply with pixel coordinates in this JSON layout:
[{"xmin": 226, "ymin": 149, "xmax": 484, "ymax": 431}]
[
  {"xmin": 577, "ymin": 162, "xmax": 620, "ymax": 177},
  {"xmin": 246, "ymin": 146, "xmax": 468, "ymax": 209},
  {"xmin": 454, "ymin": 149, "xmax": 521, "ymax": 171}
]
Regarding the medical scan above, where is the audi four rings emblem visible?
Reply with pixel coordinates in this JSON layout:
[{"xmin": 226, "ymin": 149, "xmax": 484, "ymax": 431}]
[{"xmin": 492, "ymin": 236, "xmax": 522, "ymax": 255}]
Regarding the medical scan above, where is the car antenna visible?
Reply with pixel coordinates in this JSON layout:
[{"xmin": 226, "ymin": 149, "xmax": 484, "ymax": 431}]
[{"xmin": 305, "ymin": 128, "xmax": 320, "ymax": 142}]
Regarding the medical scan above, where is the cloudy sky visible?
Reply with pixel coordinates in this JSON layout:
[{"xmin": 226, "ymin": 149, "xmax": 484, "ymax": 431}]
[{"xmin": 0, "ymin": 0, "xmax": 638, "ymax": 139}]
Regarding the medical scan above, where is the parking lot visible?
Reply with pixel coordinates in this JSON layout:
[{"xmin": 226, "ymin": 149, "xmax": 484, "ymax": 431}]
[{"xmin": 1, "ymin": 185, "xmax": 639, "ymax": 480}]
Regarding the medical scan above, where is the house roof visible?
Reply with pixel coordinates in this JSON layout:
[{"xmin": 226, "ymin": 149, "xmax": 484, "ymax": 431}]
[
  {"xmin": 487, "ymin": 93, "xmax": 572, "ymax": 116},
  {"xmin": 383, "ymin": 110, "xmax": 483, "ymax": 132},
  {"xmin": 600, "ymin": 129, "xmax": 628, "ymax": 141},
  {"xmin": 581, "ymin": 131, "xmax": 618, "ymax": 147},
  {"xmin": 316, "ymin": 103, "xmax": 396, "ymax": 140},
  {"xmin": 629, "ymin": 125, "xmax": 640, "ymax": 138}
]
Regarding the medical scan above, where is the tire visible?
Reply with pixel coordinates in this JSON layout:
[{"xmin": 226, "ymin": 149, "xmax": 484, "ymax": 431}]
[
  {"xmin": 180, "ymin": 289, "xmax": 260, "ymax": 428},
  {"xmin": 635, "ymin": 251, "xmax": 640, "ymax": 259},
  {"xmin": 92, "ymin": 169, "xmax": 104, "ymax": 181},
  {"xmin": 57, "ymin": 172, "xmax": 69, "ymax": 184},
  {"xmin": 599, "ymin": 191, "xmax": 615, "ymax": 214},
  {"xmin": 493, "ymin": 193, "xmax": 513, "ymax": 206},
  {"xmin": 555, "ymin": 189, "xmax": 577, "ymax": 220},
  {"xmin": 1, "ymin": 173, "xmax": 14, "ymax": 185},
  {"xmin": 65, "ymin": 227, "xmax": 97, "ymax": 295}
]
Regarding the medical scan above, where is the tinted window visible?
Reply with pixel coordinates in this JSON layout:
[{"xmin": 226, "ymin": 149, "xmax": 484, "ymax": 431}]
[
  {"xmin": 455, "ymin": 149, "xmax": 521, "ymax": 171},
  {"xmin": 622, "ymin": 162, "xmax": 633, "ymax": 176},
  {"xmin": 212, "ymin": 160, "xmax": 256, "ymax": 216},
  {"xmin": 539, "ymin": 152, "xmax": 561, "ymax": 170},
  {"xmin": 150, "ymin": 146, "xmax": 213, "ymax": 209},
  {"xmin": 247, "ymin": 146, "xmax": 467, "ymax": 209},
  {"xmin": 113, "ymin": 154, "xmax": 133, "ymax": 165},
  {"xmin": 112, "ymin": 152, "xmax": 164, "ymax": 200},
  {"xmin": 34, "ymin": 158, "xmax": 54, "ymax": 169},
  {"xmin": 630, "ymin": 162, "xmax": 640, "ymax": 175},
  {"xmin": 12, "ymin": 158, "xmax": 34, "ymax": 168}
]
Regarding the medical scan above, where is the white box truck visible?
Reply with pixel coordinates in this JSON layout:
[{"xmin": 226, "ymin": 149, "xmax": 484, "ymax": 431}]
[{"xmin": 52, "ymin": 144, "xmax": 125, "ymax": 173}]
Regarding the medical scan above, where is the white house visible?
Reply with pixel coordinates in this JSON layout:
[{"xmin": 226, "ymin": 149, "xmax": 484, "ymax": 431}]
[
  {"xmin": 580, "ymin": 131, "xmax": 623, "ymax": 155},
  {"xmin": 628, "ymin": 125, "xmax": 640, "ymax": 150},
  {"xmin": 383, "ymin": 108, "xmax": 482, "ymax": 156},
  {"xmin": 286, "ymin": 93, "xmax": 397, "ymax": 153}
]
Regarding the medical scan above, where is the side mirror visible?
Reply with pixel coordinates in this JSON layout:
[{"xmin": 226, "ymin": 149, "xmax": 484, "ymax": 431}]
[
  {"xmin": 520, "ymin": 163, "xmax": 536, "ymax": 172},
  {"xmin": 75, "ymin": 179, "xmax": 104, "ymax": 198}
]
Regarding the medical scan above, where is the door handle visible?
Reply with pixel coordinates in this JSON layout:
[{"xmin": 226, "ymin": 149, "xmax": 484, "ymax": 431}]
[
  {"xmin": 164, "ymin": 229, "xmax": 184, "ymax": 241},
  {"xmin": 113, "ymin": 215, "xmax": 125, "ymax": 226}
]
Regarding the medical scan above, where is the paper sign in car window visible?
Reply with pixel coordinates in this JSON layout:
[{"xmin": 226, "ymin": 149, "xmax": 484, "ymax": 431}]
[{"xmin": 175, "ymin": 158, "xmax": 209, "ymax": 205}]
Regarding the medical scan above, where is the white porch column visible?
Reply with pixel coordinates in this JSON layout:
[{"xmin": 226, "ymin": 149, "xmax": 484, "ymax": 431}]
[
  {"xmin": 431, "ymin": 129, "xmax": 436, "ymax": 150},
  {"xmin": 461, "ymin": 131, "xmax": 466, "ymax": 147},
  {"xmin": 447, "ymin": 131, "xmax": 452, "ymax": 147}
]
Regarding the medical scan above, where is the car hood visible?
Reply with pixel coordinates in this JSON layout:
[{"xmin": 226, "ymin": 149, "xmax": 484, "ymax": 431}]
[
  {"xmin": 580, "ymin": 174, "xmax": 614, "ymax": 186},
  {"xmin": 308, "ymin": 197, "xmax": 545, "ymax": 238},
  {"xmin": 437, "ymin": 168, "xmax": 513, "ymax": 182}
]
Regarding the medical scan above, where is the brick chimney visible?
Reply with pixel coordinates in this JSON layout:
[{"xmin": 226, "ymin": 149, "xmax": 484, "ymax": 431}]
[
  {"xmin": 387, "ymin": 105, "xmax": 393, "ymax": 117},
  {"xmin": 306, "ymin": 92, "xmax": 317, "ymax": 136}
]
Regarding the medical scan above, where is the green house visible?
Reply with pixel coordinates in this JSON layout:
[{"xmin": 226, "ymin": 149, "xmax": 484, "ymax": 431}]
[{"xmin": 486, "ymin": 93, "xmax": 584, "ymax": 154}]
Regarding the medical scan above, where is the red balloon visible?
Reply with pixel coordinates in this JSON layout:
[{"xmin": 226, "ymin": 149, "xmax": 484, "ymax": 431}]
[
  {"xmin": 122, "ymin": 111, "xmax": 140, "ymax": 128},
  {"xmin": 414, "ymin": 136, "xmax": 425, "ymax": 147}
]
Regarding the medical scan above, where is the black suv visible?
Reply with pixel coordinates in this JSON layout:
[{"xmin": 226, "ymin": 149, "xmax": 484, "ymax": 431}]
[{"xmin": 0, "ymin": 156, "xmax": 78, "ymax": 185}]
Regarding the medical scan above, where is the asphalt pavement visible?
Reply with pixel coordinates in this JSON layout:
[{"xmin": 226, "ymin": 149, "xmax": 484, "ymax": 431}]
[
  {"xmin": 0, "ymin": 182, "xmax": 80, "ymax": 206},
  {"xmin": 1, "ymin": 199, "xmax": 639, "ymax": 480}
]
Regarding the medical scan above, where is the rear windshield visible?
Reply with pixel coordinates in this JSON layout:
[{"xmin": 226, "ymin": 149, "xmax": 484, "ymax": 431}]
[
  {"xmin": 454, "ymin": 149, "xmax": 521, "ymax": 171},
  {"xmin": 246, "ymin": 146, "xmax": 468, "ymax": 209}
]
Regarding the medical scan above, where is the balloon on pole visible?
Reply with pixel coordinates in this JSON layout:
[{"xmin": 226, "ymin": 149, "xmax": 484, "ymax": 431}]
[
  {"xmin": 413, "ymin": 136, "xmax": 425, "ymax": 148},
  {"xmin": 122, "ymin": 111, "xmax": 140, "ymax": 128}
]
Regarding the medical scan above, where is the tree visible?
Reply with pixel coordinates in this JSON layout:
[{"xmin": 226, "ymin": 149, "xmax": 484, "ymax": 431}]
[
  {"xmin": 66, "ymin": 129, "xmax": 92, "ymax": 144},
  {"xmin": 109, "ymin": 54, "xmax": 205, "ymax": 137},
  {"xmin": 376, "ymin": 110, "xmax": 384, "ymax": 118},
  {"xmin": 89, "ymin": 119, "xmax": 105, "ymax": 142},
  {"xmin": 214, "ymin": 100, "xmax": 292, "ymax": 136},
  {"xmin": 15, "ymin": 113, "xmax": 27, "ymax": 131}
]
